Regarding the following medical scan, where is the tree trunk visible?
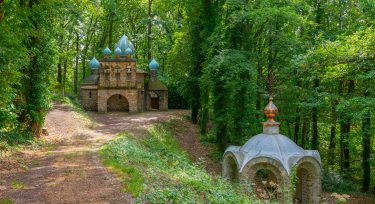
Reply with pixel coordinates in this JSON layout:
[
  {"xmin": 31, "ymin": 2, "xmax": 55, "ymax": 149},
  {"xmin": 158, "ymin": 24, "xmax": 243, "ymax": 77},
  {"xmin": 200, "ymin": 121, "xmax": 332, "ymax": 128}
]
[
  {"xmin": 301, "ymin": 117, "xmax": 309, "ymax": 149},
  {"xmin": 328, "ymin": 98, "xmax": 338, "ymax": 167},
  {"xmin": 147, "ymin": 0, "xmax": 152, "ymax": 62},
  {"xmin": 311, "ymin": 79, "xmax": 320, "ymax": 150},
  {"xmin": 57, "ymin": 59, "xmax": 62, "ymax": 83},
  {"xmin": 340, "ymin": 80, "xmax": 354, "ymax": 176},
  {"xmin": 294, "ymin": 113, "xmax": 300, "ymax": 143},
  {"xmin": 0, "ymin": 0, "xmax": 4, "ymax": 22},
  {"xmin": 62, "ymin": 58, "xmax": 67, "ymax": 97},
  {"xmin": 74, "ymin": 32, "xmax": 79, "ymax": 94},
  {"xmin": 82, "ymin": 16, "xmax": 97, "ymax": 79},
  {"xmin": 108, "ymin": 13, "xmax": 113, "ymax": 49},
  {"xmin": 362, "ymin": 92, "xmax": 371, "ymax": 192}
]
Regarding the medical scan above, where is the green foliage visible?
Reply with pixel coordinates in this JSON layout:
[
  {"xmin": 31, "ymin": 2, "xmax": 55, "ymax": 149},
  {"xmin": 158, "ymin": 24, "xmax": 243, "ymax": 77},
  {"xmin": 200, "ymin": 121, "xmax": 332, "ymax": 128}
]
[
  {"xmin": 101, "ymin": 121, "xmax": 260, "ymax": 203},
  {"xmin": 202, "ymin": 49, "xmax": 257, "ymax": 150},
  {"xmin": 0, "ymin": 198, "xmax": 13, "ymax": 204},
  {"xmin": 10, "ymin": 180, "xmax": 25, "ymax": 189},
  {"xmin": 322, "ymin": 170, "xmax": 359, "ymax": 193}
]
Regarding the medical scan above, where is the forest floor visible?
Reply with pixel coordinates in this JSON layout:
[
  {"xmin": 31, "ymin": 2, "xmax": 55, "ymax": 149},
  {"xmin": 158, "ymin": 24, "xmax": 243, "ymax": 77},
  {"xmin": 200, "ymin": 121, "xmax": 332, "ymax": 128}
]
[{"xmin": 0, "ymin": 102, "xmax": 373, "ymax": 203}]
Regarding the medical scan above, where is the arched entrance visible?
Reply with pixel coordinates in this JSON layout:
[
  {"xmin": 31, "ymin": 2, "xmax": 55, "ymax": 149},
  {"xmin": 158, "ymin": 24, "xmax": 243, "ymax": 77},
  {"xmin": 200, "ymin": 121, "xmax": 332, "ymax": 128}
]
[
  {"xmin": 223, "ymin": 153, "xmax": 239, "ymax": 182},
  {"xmin": 107, "ymin": 94, "xmax": 129, "ymax": 112},
  {"xmin": 149, "ymin": 91, "xmax": 159, "ymax": 110},
  {"xmin": 241, "ymin": 159, "xmax": 289, "ymax": 202},
  {"xmin": 294, "ymin": 160, "xmax": 321, "ymax": 204}
]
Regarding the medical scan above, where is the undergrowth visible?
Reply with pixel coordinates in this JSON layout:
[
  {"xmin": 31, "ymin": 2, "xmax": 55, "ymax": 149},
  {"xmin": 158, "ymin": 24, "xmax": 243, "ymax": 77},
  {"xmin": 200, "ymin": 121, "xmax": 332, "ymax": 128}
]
[{"xmin": 100, "ymin": 121, "xmax": 262, "ymax": 203}]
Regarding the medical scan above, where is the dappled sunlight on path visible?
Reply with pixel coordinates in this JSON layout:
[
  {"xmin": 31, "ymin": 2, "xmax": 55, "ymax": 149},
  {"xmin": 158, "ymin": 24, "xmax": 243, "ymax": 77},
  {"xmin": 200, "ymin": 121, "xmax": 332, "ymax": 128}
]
[{"xmin": 0, "ymin": 103, "xmax": 188, "ymax": 203}]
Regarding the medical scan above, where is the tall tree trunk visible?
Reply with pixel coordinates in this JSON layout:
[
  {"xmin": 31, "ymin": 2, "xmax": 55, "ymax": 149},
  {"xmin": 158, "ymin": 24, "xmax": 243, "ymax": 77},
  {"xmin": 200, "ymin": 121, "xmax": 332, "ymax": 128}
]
[
  {"xmin": 340, "ymin": 80, "xmax": 354, "ymax": 176},
  {"xmin": 62, "ymin": 58, "xmax": 67, "ymax": 98},
  {"xmin": 57, "ymin": 35, "xmax": 63, "ymax": 83},
  {"xmin": 199, "ymin": 87, "xmax": 209, "ymax": 135},
  {"xmin": 0, "ymin": 0, "xmax": 4, "ymax": 22},
  {"xmin": 147, "ymin": 0, "xmax": 152, "ymax": 62},
  {"xmin": 328, "ymin": 98, "xmax": 338, "ymax": 167},
  {"xmin": 108, "ymin": 13, "xmax": 113, "ymax": 49},
  {"xmin": 362, "ymin": 91, "xmax": 371, "ymax": 192},
  {"xmin": 294, "ymin": 114, "xmax": 300, "ymax": 143},
  {"xmin": 256, "ymin": 61, "xmax": 263, "ymax": 119},
  {"xmin": 82, "ymin": 16, "xmax": 97, "ymax": 79},
  {"xmin": 74, "ymin": 31, "xmax": 79, "ymax": 94},
  {"xmin": 57, "ymin": 59, "xmax": 62, "ymax": 83},
  {"xmin": 311, "ymin": 79, "xmax": 320, "ymax": 150},
  {"xmin": 24, "ymin": 0, "xmax": 42, "ymax": 137},
  {"xmin": 301, "ymin": 117, "xmax": 309, "ymax": 149}
]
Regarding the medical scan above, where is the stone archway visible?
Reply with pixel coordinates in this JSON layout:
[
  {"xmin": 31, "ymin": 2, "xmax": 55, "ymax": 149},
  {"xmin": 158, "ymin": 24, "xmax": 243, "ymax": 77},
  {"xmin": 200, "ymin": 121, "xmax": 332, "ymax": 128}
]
[
  {"xmin": 107, "ymin": 94, "xmax": 129, "ymax": 112},
  {"xmin": 223, "ymin": 153, "xmax": 239, "ymax": 182},
  {"xmin": 294, "ymin": 157, "xmax": 321, "ymax": 204},
  {"xmin": 241, "ymin": 158, "xmax": 289, "ymax": 202}
]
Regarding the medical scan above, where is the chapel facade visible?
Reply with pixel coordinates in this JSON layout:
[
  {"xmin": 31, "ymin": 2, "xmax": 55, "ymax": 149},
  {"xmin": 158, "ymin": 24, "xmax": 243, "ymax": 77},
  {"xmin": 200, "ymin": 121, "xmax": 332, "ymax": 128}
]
[{"xmin": 80, "ymin": 35, "xmax": 168, "ymax": 113}]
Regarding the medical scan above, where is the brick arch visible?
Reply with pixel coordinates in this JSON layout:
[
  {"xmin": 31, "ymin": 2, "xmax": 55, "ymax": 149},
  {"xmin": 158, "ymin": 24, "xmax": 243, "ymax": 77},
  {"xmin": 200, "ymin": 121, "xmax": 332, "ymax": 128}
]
[
  {"xmin": 98, "ymin": 89, "xmax": 138, "ymax": 113},
  {"xmin": 107, "ymin": 94, "xmax": 129, "ymax": 112},
  {"xmin": 240, "ymin": 157, "xmax": 290, "ymax": 201},
  {"xmin": 222, "ymin": 152, "xmax": 240, "ymax": 182},
  {"xmin": 294, "ymin": 157, "xmax": 321, "ymax": 204}
]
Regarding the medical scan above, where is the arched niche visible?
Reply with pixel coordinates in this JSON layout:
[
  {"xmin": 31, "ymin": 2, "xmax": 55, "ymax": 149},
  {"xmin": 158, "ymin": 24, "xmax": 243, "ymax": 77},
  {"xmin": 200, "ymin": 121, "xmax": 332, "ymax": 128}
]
[
  {"xmin": 149, "ymin": 91, "xmax": 159, "ymax": 110},
  {"xmin": 241, "ymin": 157, "xmax": 289, "ymax": 202},
  {"xmin": 107, "ymin": 94, "xmax": 129, "ymax": 112},
  {"xmin": 293, "ymin": 157, "xmax": 321, "ymax": 204},
  {"xmin": 222, "ymin": 152, "xmax": 239, "ymax": 182}
]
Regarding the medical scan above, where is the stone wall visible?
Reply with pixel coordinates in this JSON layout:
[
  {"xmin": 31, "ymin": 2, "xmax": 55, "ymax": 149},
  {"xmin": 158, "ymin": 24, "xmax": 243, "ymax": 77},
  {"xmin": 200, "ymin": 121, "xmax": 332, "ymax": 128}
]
[
  {"xmin": 99, "ymin": 60, "xmax": 137, "ymax": 88},
  {"xmin": 145, "ymin": 90, "xmax": 168, "ymax": 111},
  {"xmin": 97, "ymin": 89, "xmax": 138, "ymax": 113},
  {"xmin": 80, "ymin": 86, "xmax": 98, "ymax": 111}
]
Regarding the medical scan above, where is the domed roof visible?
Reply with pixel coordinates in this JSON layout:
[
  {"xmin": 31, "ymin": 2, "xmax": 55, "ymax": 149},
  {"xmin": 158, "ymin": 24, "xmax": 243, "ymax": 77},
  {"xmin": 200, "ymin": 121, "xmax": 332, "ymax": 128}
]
[
  {"xmin": 119, "ymin": 35, "xmax": 129, "ymax": 55},
  {"xmin": 149, "ymin": 58, "xmax": 160, "ymax": 70},
  {"xmin": 129, "ymin": 41, "xmax": 135, "ymax": 51},
  {"xmin": 115, "ymin": 47, "xmax": 122, "ymax": 55},
  {"xmin": 125, "ymin": 47, "xmax": 133, "ymax": 55},
  {"xmin": 224, "ymin": 98, "xmax": 321, "ymax": 174},
  {"xmin": 103, "ymin": 47, "xmax": 112, "ymax": 55},
  {"xmin": 89, "ymin": 57, "xmax": 100, "ymax": 69}
]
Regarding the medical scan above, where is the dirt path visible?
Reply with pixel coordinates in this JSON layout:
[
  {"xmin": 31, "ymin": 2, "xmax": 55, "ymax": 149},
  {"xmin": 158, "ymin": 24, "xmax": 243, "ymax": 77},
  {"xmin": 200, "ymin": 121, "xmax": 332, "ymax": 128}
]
[{"xmin": 0, "ymin": 103, "xmax": 188, "ymax": 204}]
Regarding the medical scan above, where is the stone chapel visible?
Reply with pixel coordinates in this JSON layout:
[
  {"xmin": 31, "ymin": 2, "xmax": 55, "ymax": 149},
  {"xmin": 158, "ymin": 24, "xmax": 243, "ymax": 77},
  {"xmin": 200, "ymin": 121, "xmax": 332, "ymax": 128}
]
[
  {"xmin": 223, "ymin": 98, "xmax": 322, "ymax": 203},
  {"xmin": 80, "ymin": 35, "xmax": 168, "ymax": 113}
]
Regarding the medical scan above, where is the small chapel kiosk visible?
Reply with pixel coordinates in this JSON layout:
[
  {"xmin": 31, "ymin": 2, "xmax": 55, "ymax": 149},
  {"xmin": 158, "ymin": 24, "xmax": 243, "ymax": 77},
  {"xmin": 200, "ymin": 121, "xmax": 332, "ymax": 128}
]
[
  {"xmin": 223, "ymin": 98, "xmax": 322, "ymax": 203},
  {"xmin": 80, "ymin": 35, "xmax": 168, "ymax": 113}
]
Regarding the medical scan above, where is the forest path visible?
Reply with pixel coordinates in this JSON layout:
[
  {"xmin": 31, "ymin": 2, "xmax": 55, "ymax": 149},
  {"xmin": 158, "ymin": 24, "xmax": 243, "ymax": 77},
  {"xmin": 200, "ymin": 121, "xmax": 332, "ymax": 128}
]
[{"xmin": 0, "ymin": 103, "xmax": 188, "ymax": 204}]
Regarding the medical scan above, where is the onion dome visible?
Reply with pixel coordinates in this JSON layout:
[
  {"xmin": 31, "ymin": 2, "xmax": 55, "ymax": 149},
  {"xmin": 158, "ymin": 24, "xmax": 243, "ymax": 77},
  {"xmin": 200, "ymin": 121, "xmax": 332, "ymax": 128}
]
[
  {"xmin": 125, "ymin": 47, "xmax": 133, "ymax": 55},
  {"xmin": 115, "ymin": 47, "xmax": 122, "ymax": 56},
  {"xmin": 89, "ymin": 57, "xmax": 100, "ymax": 69},
  {"xmin": 103, "ymin": 47, "xmax": 112, "ymax": 55},
  {"xmin": 119, "ymin": 35, "xmax": 129, "ymax": 55},
  {"xmin": 128, "ymin": 41, "xmax": 135, "ymax": 52},
  {"xmin": 149, "ymin": 58, "xmax": 160, "ymax": 70}
]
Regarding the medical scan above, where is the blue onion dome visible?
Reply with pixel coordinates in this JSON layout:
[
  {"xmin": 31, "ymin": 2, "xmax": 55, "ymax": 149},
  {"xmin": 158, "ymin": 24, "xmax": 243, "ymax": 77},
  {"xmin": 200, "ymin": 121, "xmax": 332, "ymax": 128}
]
[
  {"xmin": 103, "ymin": 47, "xmax": 112, "ymax": 55},
  {"xmin": 119, "ymin": 35, "xmax": 129, "ymax": 54},
  {"xmin": 89, "ymin": 57, "xmax": 100, "ymax": 69},
  {"xmin": 125, "ymin": 47, "xmax": 133, "ymax": 55},
  {"xmin": 115, "ymin": 47, "xmax": 122, "ymax": 55},
  {"xmin": 149, "ymin": 58, "xmax": 160, "ymax": 70},
  {"xmin": 128, "ymin": 41, "xmax": 135, "ymax": 52}
]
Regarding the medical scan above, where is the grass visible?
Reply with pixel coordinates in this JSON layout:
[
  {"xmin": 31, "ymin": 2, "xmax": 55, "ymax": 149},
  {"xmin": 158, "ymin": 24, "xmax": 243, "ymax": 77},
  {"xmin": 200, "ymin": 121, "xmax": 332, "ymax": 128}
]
[
  {"xmin": 0, "ymin": 198, "xmax": 13, "ymax": 204},
  {"xmin": 10, "ymin": 180, "xmax": 25, "ymax": 189},
  {"xmin": 100, "ymin": 121, "xmax": 263, "ymax": 203}
]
